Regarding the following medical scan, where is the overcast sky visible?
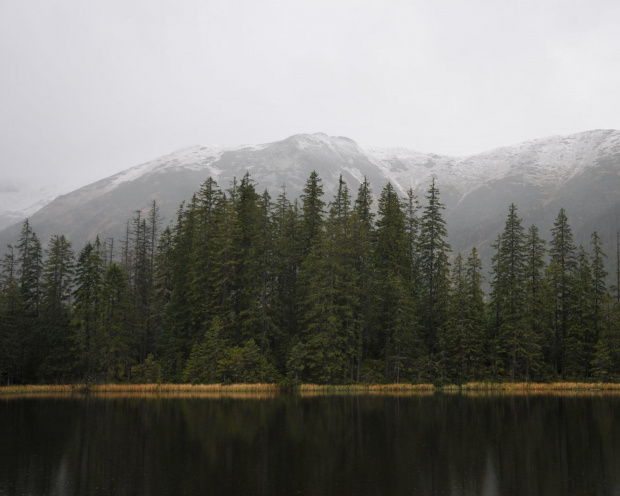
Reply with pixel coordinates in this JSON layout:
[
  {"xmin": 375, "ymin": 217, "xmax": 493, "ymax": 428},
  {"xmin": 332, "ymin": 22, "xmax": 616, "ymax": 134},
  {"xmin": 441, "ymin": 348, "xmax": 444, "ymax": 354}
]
[{"xmin": 1, "ymin": 0, "xmax": 620, "ymax": 210}]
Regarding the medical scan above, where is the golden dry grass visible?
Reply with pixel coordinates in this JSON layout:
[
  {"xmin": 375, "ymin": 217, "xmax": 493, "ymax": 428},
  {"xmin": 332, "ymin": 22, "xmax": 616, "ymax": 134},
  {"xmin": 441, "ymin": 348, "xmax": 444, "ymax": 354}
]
[
  {"xmin": 297, "ymin": 383, "xmax": 436, "ymax": 396},
  {"xmin": 459, "ymin": 382, "xmax": 620, "ymax": 391},
  {"xmin": 0, "ymin": 383, "xmax": 280, "ymax": 396},
  {"xmin": 2, "ymin": 381, "xmax": 620, "ymax": 398}
]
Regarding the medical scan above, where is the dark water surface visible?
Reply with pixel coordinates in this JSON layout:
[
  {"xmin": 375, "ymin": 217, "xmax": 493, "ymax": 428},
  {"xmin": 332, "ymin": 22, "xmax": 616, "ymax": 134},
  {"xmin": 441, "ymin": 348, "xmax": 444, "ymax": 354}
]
[{"xmin": 1, "ymin": 392, "xmax": 619, "ymax": 495}]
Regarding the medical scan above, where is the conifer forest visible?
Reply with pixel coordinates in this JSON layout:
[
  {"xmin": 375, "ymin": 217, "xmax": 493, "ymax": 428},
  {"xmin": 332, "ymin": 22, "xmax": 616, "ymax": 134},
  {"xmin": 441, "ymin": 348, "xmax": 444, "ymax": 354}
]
[{"xmin": 2, "ymin": 172, "xmax": 620, "ymax": 386}]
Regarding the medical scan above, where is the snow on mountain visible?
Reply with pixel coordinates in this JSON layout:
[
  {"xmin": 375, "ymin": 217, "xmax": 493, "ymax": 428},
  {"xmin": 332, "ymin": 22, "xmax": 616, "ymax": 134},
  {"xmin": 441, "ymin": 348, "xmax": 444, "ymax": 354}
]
[
  {"xmin": 37, "ymin": 129, "xmax": 618, "ymax": 211},
  {"xmin": 0, "ymin": 197, "xmax": 56, "ymax": 231},
  {"xmin": 1, "ymin": 129, "xmax": 619, "ymax": 256},
  {"xmin": 367, "ymin": 129, "xmax": 620, "ymax": 202},
  {"xmin": 455, "ymin": 129, "xmax": 620, "ymax": 191}
]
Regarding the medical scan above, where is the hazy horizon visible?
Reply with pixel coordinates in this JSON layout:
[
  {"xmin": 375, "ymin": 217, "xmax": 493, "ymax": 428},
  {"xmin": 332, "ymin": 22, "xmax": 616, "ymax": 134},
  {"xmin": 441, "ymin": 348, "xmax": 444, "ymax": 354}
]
[{"xmin": 2, "ymin": 0, "xmax": 620, "ymax": 211}]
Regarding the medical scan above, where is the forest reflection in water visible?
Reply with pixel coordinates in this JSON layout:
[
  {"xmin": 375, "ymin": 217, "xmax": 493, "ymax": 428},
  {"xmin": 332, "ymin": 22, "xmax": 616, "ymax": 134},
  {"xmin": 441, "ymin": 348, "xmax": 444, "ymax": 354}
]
[{"xmin": 1, "ymin": 392, "xmax": 619, "ymax": 495}]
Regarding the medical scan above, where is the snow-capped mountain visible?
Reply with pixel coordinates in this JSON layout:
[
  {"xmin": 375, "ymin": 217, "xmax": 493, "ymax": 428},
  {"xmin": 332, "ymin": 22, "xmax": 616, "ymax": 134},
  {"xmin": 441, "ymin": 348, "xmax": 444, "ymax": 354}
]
[
  {"xmin": 1, "ymin": 130, "xmax": 619, "ymax": 262},
  {"xmin": 0, "ymin": 197, "xmax": 56, "ymax": 232}
]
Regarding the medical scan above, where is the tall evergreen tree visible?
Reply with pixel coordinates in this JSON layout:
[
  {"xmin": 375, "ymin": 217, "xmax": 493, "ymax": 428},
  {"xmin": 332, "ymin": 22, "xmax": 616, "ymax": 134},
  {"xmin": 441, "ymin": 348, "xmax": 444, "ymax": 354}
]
[
  {"xmin": 39, "ymin": 235, "xmax": 75, "ymax": 381},
  {"xmin": 72, "ymin": 239, "xmax": 105, "ymax": 378},
  {"xmin": 445, "ymin": 249, "xmax": 486, "ymax": 382},
  {"xmin": 547, "ymin": 208, "xmax": 578, "ymax": 377},
  {"xmin": 565, "ymin": 246, "xmax": 593, "ymax": 378},
  {"xmin": 488, "ymin": 204, "xmax": 530, "ymax": 380},
  {"xmin": 98, "ymin": 263, "xmax": 134, "ymax": 381},
  {"xmin": 523, "ymin": 225, "xmax": 548, "ymax": 379},
  {"xmin": 417, "ymin": 179, "xmax": 451, "ymax": 369},
  {"xmin": 16, "ymin": 220, "xmax": 43, "ymax": 382},
  {"xmin": 300, "ymin": 171, "xmax": 325, "ymax": 254},
  {"xmin": 159, "ymin": 198, "xmax": 198, "ymax": 379},
  {"xmin": 350, "ymin": 177, "xmax": 375, "ymax": 381},
  {"xmin": 0, "ymin": 246, "xmax": 22, "ymax": 384},
  {"xmin": 296, "ymin": 176, "xmax": 357, "ymax": 383},
  {"xmin": 272, "ymin": 190, "xmax": 302, "ymax": 370},
  {"xmin": 372, "ymin": 183, "xmax": 421, "ymax": 381}
]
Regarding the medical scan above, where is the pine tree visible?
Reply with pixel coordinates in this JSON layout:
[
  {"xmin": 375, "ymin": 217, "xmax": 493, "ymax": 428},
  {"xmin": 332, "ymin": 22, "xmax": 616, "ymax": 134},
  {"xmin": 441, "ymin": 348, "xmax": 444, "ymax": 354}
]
[
  {"xmin": 565, "ymin": 246, "xmax": 592, "ymax": 378},
  {"xmin": 488, "ymin": 204, "xmax": 529, "ymax": 380},
  {"xmin": 39, "ymin": 235, "xmax": 75, "ymax": 381},
  {"xmin": 239, "ymin": 189, "xmax": 280, "ymax": 367},
  {"xmin": 16, "ymin": 220, "xmax": 43, "ymax": 382},
  {"xmin": 417, "ymin": 179, "xmax": 451, "ymax": 373},
  {"xmin": 151, "ymin": 226, "xmax": 174, "ymax": 356},
  {"xmin": 445, "ymin": 249, "xmax": 486, "ymax": 382},
  {"xmin": 272, "ymin": 189, "xmax": 302, "ymax": 371},
  {"xmin": 590, "ymin": 232, "xmax": 608, "ymax": 348},
  {"xmin": 98, "ymin": 263, "xmax": 134, "ymax": 381},
  {"xmin": 523, "ymin": 225, "xmax": 547, "ymax": 380},
  {"xmin": 350, "ymin": 177, "xmax": 375, "ymax": 381},
  {"xmin": 72, "ymin": 239, "xmax": 105, "ymax": 378},
  {"xmin": 232, "ymin": 174, "xmax": 278, "ymax": 360},
  {"xmin": 547, "ymin": 208, "xmax": 578, "ymax": 377},
  {"xmin": 300, "ymin": 171, "xmax": 325, "ymax": 255},
  {"xmin": 296, "ymin": 176, "xmax": 356, "ymax": 383},
  {"xmin": 183, "ymin": 315, "xmax": 227, "ymax": 383},
  {"xmin": 0, "ymin": 245, "xmax": 22, "ymax": 384},
  {"xmin": 372, "ymin": 183, "xmax": 421, "ymax": 382},
  {"xmin": 159, "ymin": 196, "xmax": 200, "ymax": 380},
  {"xmin": 444, "ymin": 253, "xmax": 468, "ymax": 382},
  {"xmin": 464, "ymin": 247, "xmax": 486, "ymax": 379}
]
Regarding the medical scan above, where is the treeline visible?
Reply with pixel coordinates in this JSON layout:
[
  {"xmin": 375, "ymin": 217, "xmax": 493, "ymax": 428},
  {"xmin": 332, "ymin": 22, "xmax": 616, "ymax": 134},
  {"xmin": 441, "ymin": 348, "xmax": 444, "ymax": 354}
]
[{"xmin": 1, "ymin": 172, "xmax": 620, "ymax": 385}]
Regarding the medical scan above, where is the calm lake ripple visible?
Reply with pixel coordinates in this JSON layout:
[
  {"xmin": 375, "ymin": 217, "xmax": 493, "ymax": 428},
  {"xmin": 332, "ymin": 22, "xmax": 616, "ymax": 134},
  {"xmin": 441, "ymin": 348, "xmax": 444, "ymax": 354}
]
[{"xmin": 1, "ymin": 393, "xmax": 619, "ymax": 495}]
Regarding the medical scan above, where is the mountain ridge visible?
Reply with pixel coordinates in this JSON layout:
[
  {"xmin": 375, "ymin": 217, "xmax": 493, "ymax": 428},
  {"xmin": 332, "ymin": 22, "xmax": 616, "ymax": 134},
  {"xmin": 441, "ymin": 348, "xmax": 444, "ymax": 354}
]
[{"xmin": 1, "ymin": 129, "xmax": 620, "ymax": 264}]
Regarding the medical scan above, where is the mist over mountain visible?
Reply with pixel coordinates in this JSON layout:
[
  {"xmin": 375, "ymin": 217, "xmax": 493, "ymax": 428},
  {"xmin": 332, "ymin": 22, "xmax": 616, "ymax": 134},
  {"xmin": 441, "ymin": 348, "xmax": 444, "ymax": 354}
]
[{"xmin": 1, "ymin": 129, "xmax": 620, "ymax": 265}]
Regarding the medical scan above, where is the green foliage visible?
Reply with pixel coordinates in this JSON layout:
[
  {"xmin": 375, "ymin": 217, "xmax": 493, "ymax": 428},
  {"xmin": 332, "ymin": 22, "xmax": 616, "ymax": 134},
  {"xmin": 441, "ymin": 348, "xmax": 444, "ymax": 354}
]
[
  {"xmin": 489, "ymin": 204, "xmax": 539, "ymax": 381},
  {"xmin": 371, "ymin": 183, "xmax": 423, "ymax": 382},
  {"xmin": 417, "ymin": 179, "xmax": 451, "ymax": 358},
  {"xmin": 5, "ymin": 175, "xmax": 620, "ymax": 385},
  {"xmin": 131, "ymin": 354, "xmax": 162, "ymax": 383},
  {"xmin": 547, "ymin": 208, "xmax": 578, "ymax": 378}
]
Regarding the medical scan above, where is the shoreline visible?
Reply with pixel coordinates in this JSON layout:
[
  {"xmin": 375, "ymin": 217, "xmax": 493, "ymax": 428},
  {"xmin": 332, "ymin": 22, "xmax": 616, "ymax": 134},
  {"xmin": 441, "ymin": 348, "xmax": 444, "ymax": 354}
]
[{"xmin": 2, "ymin": 381, "xmax": 620, "ymax": 396}]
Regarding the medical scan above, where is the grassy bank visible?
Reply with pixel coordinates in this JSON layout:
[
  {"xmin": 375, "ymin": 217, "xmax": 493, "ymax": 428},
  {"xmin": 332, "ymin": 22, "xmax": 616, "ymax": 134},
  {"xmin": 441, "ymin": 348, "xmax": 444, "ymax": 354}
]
[{"xmin": 2, "ymin": 381, "xmax": 620, "ymax": 397}]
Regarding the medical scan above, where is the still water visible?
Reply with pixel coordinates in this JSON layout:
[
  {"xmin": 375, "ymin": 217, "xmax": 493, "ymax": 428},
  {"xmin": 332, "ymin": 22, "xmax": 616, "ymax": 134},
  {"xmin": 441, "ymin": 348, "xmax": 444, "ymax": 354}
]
[{"xmin": 1, "ymin": 392, "xmax": 619, "ymax": 495}]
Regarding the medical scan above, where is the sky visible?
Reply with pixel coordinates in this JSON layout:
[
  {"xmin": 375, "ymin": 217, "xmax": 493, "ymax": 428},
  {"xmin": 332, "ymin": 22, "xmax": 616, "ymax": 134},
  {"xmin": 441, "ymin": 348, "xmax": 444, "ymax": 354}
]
[{"xmin": 1, "ymin": 0, "xmax": 620, "ymax": 211}]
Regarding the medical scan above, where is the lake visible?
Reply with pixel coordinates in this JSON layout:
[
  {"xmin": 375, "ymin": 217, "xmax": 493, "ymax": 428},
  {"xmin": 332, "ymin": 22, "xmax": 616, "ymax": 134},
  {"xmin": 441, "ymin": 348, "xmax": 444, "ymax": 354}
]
[{"xmin": 1, "ymin": 392, "xmax": 619, "ymax": 495}]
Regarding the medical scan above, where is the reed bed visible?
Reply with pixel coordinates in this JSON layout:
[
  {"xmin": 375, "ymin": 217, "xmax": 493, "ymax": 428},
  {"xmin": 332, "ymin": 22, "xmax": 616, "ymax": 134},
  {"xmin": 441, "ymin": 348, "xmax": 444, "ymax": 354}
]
[
  {"xmin": 2, "ymin": 381, "xmax": 620, "ymax": 397},
  {"xmin": 0, "ymin": 383, "xmax": 280, "ymax": 396},
  {"xmin": 299, "ymin": 383, "xmax": 436, "ymax": 395},
  {"xmin": 90, "ymin": 383, "xmax": 280, "ymax": 393},
  {"xmin": 461, "ymin": 389, "xmax": 620, "ymax": 398},
  {"xmin": 0, "ymin": 384, "xmax": 75, "ymax": 395},
  {"xmin": 459, "ymin": 382, "xmax": 620, "ymax": 391}
]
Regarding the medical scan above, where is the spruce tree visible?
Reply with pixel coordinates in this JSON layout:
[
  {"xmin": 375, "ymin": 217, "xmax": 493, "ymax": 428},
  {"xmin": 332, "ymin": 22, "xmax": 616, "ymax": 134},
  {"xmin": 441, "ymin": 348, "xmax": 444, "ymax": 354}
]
[
  {"xmin": 464, "ymin": 247, "xmax": 486, "ymax": 380},
  {"xmin": 488, "ymin": 204, "xmax": 529, "ymax": 380},
  {"xmin": 39, "ymin": 234, "xmax": 75, "ymax": 381},
  {"xmin": 444, "ymin": 253, "xmax": 468, "ymax": 382},
  {"xmin": 272, "ymin": 189, "xmax": 302, "ymax": 371},
  {"xmin": 445, "ymin": 249, "xmax": 486, "ymax": 382},
  {"xmin": 417, "ymin": 179, "xmax": 451, "ymax": 371},
  {"xmin": 351, "ymin": 177, "xmax": 375, "ymax": 381},
  {"xmin": 300, "ymin": 171, "xmax": 325, "ymax": 254},
  {"xmin": 0, "ymin": 246, "xmax": 22, "ymax": 384},
  {"xmin": 590, "ymin": 231, "xmax": 608, "ymax": 347},
  {"xmin": 98, "ymin": 263, "xmax": 134, "ymax": 381},
  {"xmin": 547, "ymin": 208, "xmax": 578, "ymax": 377},
  {"xmin": 372, "ymin": 183, "xmax": 421, "ymax": 382},
  {"xmin": 296, "ymin": 176, "xmax": 356, "ymax": 383},
  {"xmin": 523, "ymin": 225, "xmax": 548, "ymax": 380},
  {"xmin": 16, "ymin": 220, "xmax": 43, "ymax": 381},
  {"xmin": 565, "ymin": 246, "xmax": 592, "ymax": 378},
  {"xmin": 159, "ymin": 198, "xmax": 198, "ymax": 380},
  {"xmin": 72, "ymin": 239, "xmax": 105, "ymax": 378}
]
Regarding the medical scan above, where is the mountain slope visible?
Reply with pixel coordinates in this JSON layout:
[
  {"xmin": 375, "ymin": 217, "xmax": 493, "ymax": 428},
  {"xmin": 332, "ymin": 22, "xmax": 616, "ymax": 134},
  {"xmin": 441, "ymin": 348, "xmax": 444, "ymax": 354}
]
[{"xmin": 1, "ymin": 130, "xmax": 620, "ymax": 265}]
